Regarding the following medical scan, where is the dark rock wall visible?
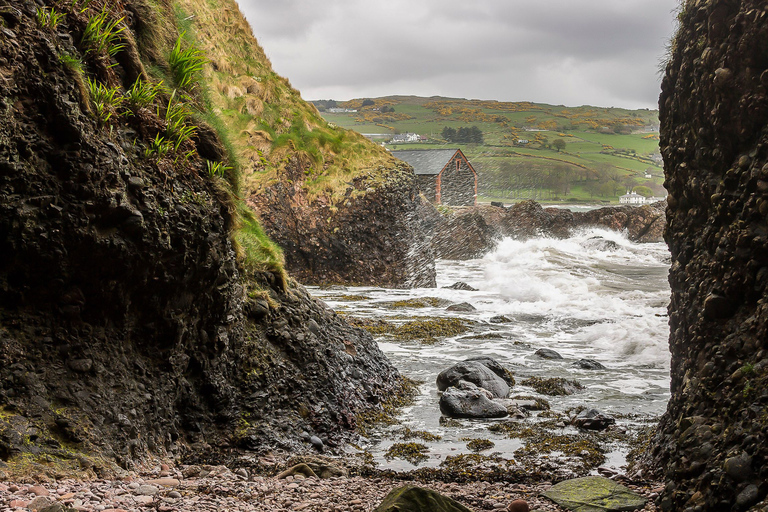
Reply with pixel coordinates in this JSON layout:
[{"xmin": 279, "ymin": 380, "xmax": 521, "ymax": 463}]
[
  {"xmin": 0, "ymin": 0, "xmax": 402, "ymax": 476},
  {"xmin": 652, "ymin": 1, "xmax": 768, "ymax": 510}
]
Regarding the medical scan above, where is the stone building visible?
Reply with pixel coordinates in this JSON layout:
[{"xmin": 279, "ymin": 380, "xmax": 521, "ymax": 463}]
[{"xmin": 392, "ymin": 149, "xmax": 478, "ymax": 206}]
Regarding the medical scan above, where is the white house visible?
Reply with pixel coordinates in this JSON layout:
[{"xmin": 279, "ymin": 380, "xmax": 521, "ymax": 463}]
[
  {"xmin": 620, "ymin": 191, "xmax": 667, "ymax": 205},
  {"xmin": 389, "ymin": 132, "xmax": 422, "ymax": 144},
  {"xmin": 620, "ymin": 191, "xmax": 648, "ymax": 205}
]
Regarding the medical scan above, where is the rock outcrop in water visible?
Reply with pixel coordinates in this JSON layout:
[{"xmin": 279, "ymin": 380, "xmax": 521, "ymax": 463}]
[
  {"xmin": 429, "ymin": 200, "xmax": 666, "ymax": 259},
  {"xmin": 651, "ymin": 1, "xmax": 768, "ymax": 510},
  {"xmin": 249, "ymin": 163, "xmax": 436, "ymax": 288},
  {"xmin": 0, "ymin": 0, "xmax": 405, "ymax": 476}
]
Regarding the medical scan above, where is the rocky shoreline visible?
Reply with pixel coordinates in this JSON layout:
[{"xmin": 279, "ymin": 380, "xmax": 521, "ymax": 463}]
[
  {"xmin": 428, "ymin": 201, "xmax": 666, "ymax": 260},
  {"xmin": 0, "ymin": 458, "xmax": 663, "ymax": 512}
]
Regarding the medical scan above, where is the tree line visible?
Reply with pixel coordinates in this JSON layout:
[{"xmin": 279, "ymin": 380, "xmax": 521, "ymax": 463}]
[{"xmin": 441, "ymin": 126, "xmax": 484, "ymax": 144}]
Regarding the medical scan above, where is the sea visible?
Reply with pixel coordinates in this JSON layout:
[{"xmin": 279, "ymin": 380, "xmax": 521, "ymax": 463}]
[{"xmin": 308, "ymin": 227, "xmax": 671, "ymax": 471}]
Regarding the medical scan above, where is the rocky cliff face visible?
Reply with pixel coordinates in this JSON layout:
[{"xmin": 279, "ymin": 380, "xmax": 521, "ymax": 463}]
[
  {"xmin": 0, "ymin": 0, "xmax": 403, "ymax": 477},
  {"xmin": 651, "ymin": 1, "xmax": 768, "ymax": 510}
]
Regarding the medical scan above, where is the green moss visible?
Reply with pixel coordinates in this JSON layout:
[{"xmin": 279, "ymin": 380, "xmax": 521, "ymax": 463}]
[
  {"xmin": 336, "ymin": 295, "xmax": 371, "ymax": 301},
  {"xmin": 384, "ymin": 297, "xmax": 448, "ymax": 309},
  {"xmin": 400, "ymin": 427, "xmax": 442, "ymax": 442},
  {"xmin": 385, "ymin": 442, "xmax": 430, "ymax": 465},
  {"xmin": 363, "ymin": 318, "xmax": 470, "ymax": 344},
  {"xmin": 355, "ymin": 377, "xmax": 420, "ymax": 437}
]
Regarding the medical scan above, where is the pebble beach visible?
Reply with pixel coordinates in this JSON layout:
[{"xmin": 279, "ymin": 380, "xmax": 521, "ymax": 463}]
[{"xmin": 1, "ymin": 461, "xmax": 663, "ymax": 512}]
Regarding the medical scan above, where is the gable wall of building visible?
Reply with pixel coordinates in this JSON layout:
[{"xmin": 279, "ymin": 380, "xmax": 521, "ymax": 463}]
[{"xmin": 438, "ymin": 154, "xmax": 477, "ymax": 206}]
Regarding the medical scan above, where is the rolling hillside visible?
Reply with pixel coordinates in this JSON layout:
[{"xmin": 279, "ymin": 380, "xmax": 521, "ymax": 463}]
[{"xmin": 316, "ymin": 96, "xmax": 663, "ymax": 203}]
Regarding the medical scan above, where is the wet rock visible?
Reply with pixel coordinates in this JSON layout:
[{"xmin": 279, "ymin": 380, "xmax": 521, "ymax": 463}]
[
  {"xmin": 723, "ymin": 453, "xmax": 752, "ymax": 482},
  {"xmin": 431, "ymin": 210, "xmax": 499, "ymax": 259},
  {"xmin": 463, "ymin": 356, "xmax": 516, "ymax": 387},
  {"xmin": 489, "ymin": 315, "xmax": 512, "ymax": 323},
  {"xmin": 374, "ymin": 484, "xmax": 474, "ymax": 512},
  {"xmin": 542, "ymin": 476, "xmax": 645, "ymax": 512},
  {"xmin": 703, "ymin": 293, "xmax": 735, "ymax": 319},
  {"xmin": 309, "ymin": 436, "xmax": 325, "ymax": 452},
  {"xmin": 277, "ymin": 464, "xmax": 318, "ymax": 479},
  {"xmin": 736, "ymin": 484, "xmax": 759, "ymax": 509},
  {"xmin": 580, "ymin": 236, "xmax": 620, "ymax": 252},
  {"xmin": 534, "ymin": 348, "xmax": 563, "ymax": 360},
  {"xmin": 436, "ymin": 361, "xmax": 510, "ymax": 398},
  {"xmin": 446, "ymin": 302, "xmax": 476, "ymax": 312},
  {"xmin": 443, "ymin": 282, "xmax": 478, "ymax": 291},
  {"xmin": 573, "ymin": 359, "xmax": 606, "ymax": 370},
  {"xmin": 572, "ymin": 409, "xmax": 615, "ymax": 431},
  {"xmin": 439, "ymin": 382, "xmax": 508, "ymax": 419}
]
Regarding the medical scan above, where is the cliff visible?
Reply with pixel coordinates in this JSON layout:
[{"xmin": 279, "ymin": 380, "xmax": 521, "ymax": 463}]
[
  {"xmin": 651, "ymin": 1, "xmax": 768, "ymax": 510},
  {"xmin": 165, "ymin": 0, "xmax": 435, "ymax": 288},
  {"xmin": 0, "ymin": 0, "xmax": 406, "ymax": 477}
]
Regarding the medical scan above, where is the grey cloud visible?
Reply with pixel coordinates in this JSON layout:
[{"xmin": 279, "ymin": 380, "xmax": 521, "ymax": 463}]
[{"xmin": 237, "ymin": 0, "xmax": 678, "ymax": 108}]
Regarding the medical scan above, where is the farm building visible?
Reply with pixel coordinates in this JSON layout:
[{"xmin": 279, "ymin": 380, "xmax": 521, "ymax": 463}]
[{"xmin": 393, "ymin": 149, "xmax": 478, "ymax": 206}]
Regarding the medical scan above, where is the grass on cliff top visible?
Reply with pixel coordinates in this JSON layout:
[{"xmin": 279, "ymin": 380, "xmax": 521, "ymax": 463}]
[
  {"xmin": 124, "ymin": 0, "xmax": 292, "ymax": 278},
  {"xmin": 170, "ymin": 0, "xmax": 399, "ymax": 204}
]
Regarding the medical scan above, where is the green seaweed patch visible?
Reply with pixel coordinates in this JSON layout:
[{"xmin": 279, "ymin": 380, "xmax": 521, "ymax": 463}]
[
  {"xmin": 515, "ymin": 433, "xmax": 605, "ymax": 470},
  {"xmin": 489, "ymin": 421, "xmax": 606, "ymax": 472},
  {"xmin": 335, "ymin": 294, "xmax": 371, "ymax": 301},
  {"xmin": 364, "ymin": 318, "xmax": 471, "ymax": 344},
  {"xmin": 400, "ymin": 427, "xmax": 442, "ymax": 442},
  {"xmin": 383, "ymin": 297, "xmax": 450, "ymax": 309},
  {"xmin": 436, "ymin": 453, "xmax": 522, "ymax": 482},
  {"xmin": 385, "ymin": 442, "xmax": 430, "ymax": 465},
  {"xmin": 521, "ymin": 377, "xmax": 584, "ymax": 396},
  {"xmin": 355, "ymin": 377, "xmax": 421, "ymax": 437},
  {"xmin": 466, "ymin": 439, "xmax": 495, "ymax": 452},
  {"xmin": 439, "ymin": 417, "xmax": 464, "ymax": 428}
]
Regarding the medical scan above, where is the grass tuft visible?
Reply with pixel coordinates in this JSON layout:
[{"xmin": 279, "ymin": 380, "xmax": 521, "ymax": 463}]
[
  {"xmin": 169, "ymin": 32, "xmax": 206, "ymax": 91},
  {"xmin": 80, "ymin": 7, "xmax": 126, "ymax": 59},
  {"xmin": 86, "ymin": 77, "xmax": 123, "ymax": 125},
  {"xmin": 234, "ymin": 202, "xmax": 287, "ymax": 288},
  {"xmin": 124, "ymin": 78, "xmax": 163, "ymax": 112},
  {"xmin": 36, "ymin": 7, "xmax": 66, "ymax": 30}
]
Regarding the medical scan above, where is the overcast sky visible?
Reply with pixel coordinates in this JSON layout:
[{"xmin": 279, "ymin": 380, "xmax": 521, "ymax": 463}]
[{"xmin": 237, "ymin": 1, "xmax": 680, "ymax": 110}]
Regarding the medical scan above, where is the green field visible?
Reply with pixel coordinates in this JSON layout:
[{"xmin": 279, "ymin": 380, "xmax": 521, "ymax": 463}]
[{"xmin": 316, "ymin": 96, "xmax": 664, "ymax": 204}]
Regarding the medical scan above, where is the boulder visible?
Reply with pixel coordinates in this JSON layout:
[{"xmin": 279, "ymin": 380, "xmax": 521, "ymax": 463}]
[
  {"xmin": 580, "ymin": 236, "xmax": 620, "ymax": 252},
  {"xmin": 489, "ymin": 315, "xmax": 512, "ymax": 324},
  {"xmin": 534, "ymin": 348, "xmax": 563, "ymax": 360},
  {"xmin": 574, "ymin": 359, "xmax": 606, "ymax": 370},
  {"xmin": 446, "ymin": 302, "xmax": 476, "ymax": 312},
  {"xmin": 439, "ymin": 383, "xmax": 508, "ymax": 419},
  {"xmin": 374, "ymin": 485, "xmax": 474, "ymax": 512},
  {"xmin": 436, "ymin": 361, "xmax": 510, "ymax": 398},
  {"xmin": 542, "ymin": 476, "xmax": 645, "ymax": 512},
  {"xmin": 463, "ymin": 356, "xmax": 516, "ymax": 387},
  {"xmin": 443, "ymin": 282, "xmax": 478, "ymax": 291},
  {"xmin": 572, "ymin": 409, "xmax": 615, "ymax": 431}
]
